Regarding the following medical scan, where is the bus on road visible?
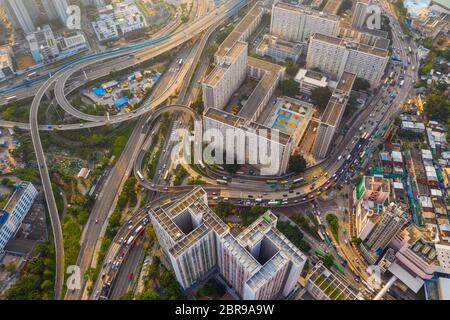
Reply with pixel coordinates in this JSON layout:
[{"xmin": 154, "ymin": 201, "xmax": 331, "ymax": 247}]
[
  {"xmin": 163, "ymin": 170, "xmax": 169, "ymax": 181},
  {"xmin": 216, "ymin": 179, "xmax": 228, "ymax": 185},
  {"xmin": 136, "ymin": 171, "xmax": 144, "ymax": 181},
  {"xmin": 5, "ymin": 95, "xmax": 17, "ymax": 102},
  {"xmin": 293, "ymin": 177, "xmax": 305, "ymax": 184},
  {"xmin": 135, "ymin": 225, "xmax": 144, "ymax": 235}
]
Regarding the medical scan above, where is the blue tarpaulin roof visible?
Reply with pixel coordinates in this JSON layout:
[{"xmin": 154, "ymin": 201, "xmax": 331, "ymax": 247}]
[
  {"xmin": 115, "ymin": 96, "xmax": 129, "ymax": 107},
  {"xmin": 0, "ymin": 210, "xmax": 8, "ymax": 226},
  {"xmin": 151, "ymin": 73, "xmax": 161, "ymax": 82},
  {"xmin": 93, "ymin": 87, "xmax": 106, "ymax": 95}
]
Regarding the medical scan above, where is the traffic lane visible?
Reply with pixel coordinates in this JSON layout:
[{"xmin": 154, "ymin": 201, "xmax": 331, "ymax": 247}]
[{"xmin": 109, "ymin": 239, "xmax": 145, "ymax": 300}]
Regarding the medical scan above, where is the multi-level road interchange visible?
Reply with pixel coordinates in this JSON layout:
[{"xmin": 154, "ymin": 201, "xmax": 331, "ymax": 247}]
[{"xmin": 0, "ymin": 0, "xmax": 416, "ymax": 300}]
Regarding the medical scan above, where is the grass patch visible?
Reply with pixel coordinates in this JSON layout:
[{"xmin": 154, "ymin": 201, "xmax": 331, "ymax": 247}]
[{"xmin": 326, "ymin": 214, "xmax": 340, "ymax": 244}]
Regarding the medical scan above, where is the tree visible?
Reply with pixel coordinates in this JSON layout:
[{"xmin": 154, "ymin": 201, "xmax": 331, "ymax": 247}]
[
  {"xmin": 322, "ymin": 254, "xmax": 334, "ymax": 269},
  {"xmin": 424, "ymin": 91, "xmax": 450, "ymax": 123},
  {"xmin": 338, "ymin": 0, "xmax": 352, "ymax": 15},
  {"xmin": 326, "ymin": 214, "xmax": 339, "ymax": 243},
  {"xmin": 192, "ymin": 95, "xmax": 204, "ymax": 115},
  {"xmin": 145, "ymin": 224, "xmax": 156, "ymax": 242},
  {"xmin": 311, "ymin": 87, "xmax": 332, "ymax": 110},
  {"xmin": 354, "ymin": 77, "xmax": 370, "ymax": 91},
  {"xmin": 120, "ymin": 292, "xmax": 134, "ymax": 300},
  {"xmin": 280, "ymin": 79, "xmax": 298, "ymax": 97},
  {"xmin": 137, "ymin": 289, "xmax": 160, "ymax": 300},
  {"xmin": 351, "ymin": 236, "xmax": 362, "ymax": 245},
  {"xmin": 214, "ymin": 201, "xmax": 236, "ymax": 219},
  {"xmin": 288, "ymin": 155, "xmax": 307, "ymax": 174},
  {"xmin": 284, "ymin": 59, "xmax": 298, "ymax": 77}
]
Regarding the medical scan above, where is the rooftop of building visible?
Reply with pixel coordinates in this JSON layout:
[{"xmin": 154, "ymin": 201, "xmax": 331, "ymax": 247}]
[
  {"xmin": 151, "ymin": 187, "xmax": 228, "ymax": 255},
  {"xmin": 294, "ymin": 68, "xmax": 328, "ymax": 87},
  {"xmin": 307, "ymin": 261, "xmax": 360, "ymax": 300},
  {"xmin": 3, "ymin": 182, "xmax": 34, "ymax": 215},
  {"xmin": 225, "ymin": 41, "xmax": 248, "ymax": 62},
  {"xmin": 238, "ymin": 211, "xmax": 306, "ymax": 266},
  {"xmin": 216, "ymin": 4, "xmax": 263, "ymax": 59},
  {"xmin": 364, "ymin": 175, "xmax": 390, "ymax": 193},
  {"xmin": 320, "ymin": 95, "xmax": 346, "ymax": 127},
  {"xmin": 257, "ymin": 34, "xmax": 303, "ymax": 55},
  {"xmin": 311, "ymin": 33, "xmax": 389, "ymax": 58},
  {"xmin": 203, "ymin": 65, "xmax": 226, "ymax": 87},
  {"xmin": 221, "ymin": 232, "xmax": 261, "ymax": 273},
  {"xmin": 0, "ymin": 46, "xmax": 11, "ymax": 68},
  {"xmin": 323, "ymin": 0, "xmax": 342, "ymax": 15},
  {"xmin": 204, "ymin": 107, "xmax": 247, "ymax": 127},
  {"xmin": 237, "ymin": 57, "xmax": 285, "ymax": 121},
  {"xmin": 274, "ymin": 2, "xmax": 340, "ymax": 21},
  {"xmin": 335, "ymin": 72, "xmax": 356, "ymax": 96}
]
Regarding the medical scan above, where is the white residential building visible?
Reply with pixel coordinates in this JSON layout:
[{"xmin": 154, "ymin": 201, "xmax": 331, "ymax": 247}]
[
  {"xmin": 27, "ymin": 25, "xmax": 60, "ymax": 63},
  {"xmin": 91, "ymin": 2, "xmax": 147, "ymax": 41},
  {"xmin": 294, "ymin": 68, "xmax": 328, "ymax": 95},
  {"xmin": 0, "ymin": 45, "xmax": 15, "ymax": 81},
  {"xmin": 42, "ymin": 0, "xmax": 69, "ymax": 25},
  {"xmin": 312, "ymin": 72, "xmax": 356, "ymax": 159},
  {"xmin": 1, "ymin": 0, "xmax": 36, "ymax": 34},
  {"xmin": 255, "ymin": 34, "xmax": 303, "ymax": 63},
  {"xmin": 352, "ymin": 0, "xmax": 371, "ymax": 29},
  {"xmin": 150, "ymin": 187, "xmax": 307, "ymax": 299},
  {"xmin": 306, "ymin": 33, "xmax": 389, "ymax": 86},
  {"xmin": 92, "ymin": 18, "xmax": 119, "ymax": 42},
  {"xmin": 270, "ymin": 2, "xmax": 340, "ymax": 42},
  {"xmin": 202, "ymin": 41, "xmax": 248, "ymax": 110},
  {"xmin": 0, "ymin": 182, "xmax": 38, "ymax": 253}
]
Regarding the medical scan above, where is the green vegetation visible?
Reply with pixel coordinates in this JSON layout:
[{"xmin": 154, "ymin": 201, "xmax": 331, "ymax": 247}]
[
  {"xmin": 397, "ymin": 129, "xmax": 425, "ymax": 141},
  {"xmin": 338, "ymin": 0, "xmax": 352, "ymax": 15},
  {"xmin": 326, "ymin": 214, "xmax": 339, "ymax": 243},
  {"xmin": 188, "ymin": 177, "xmax": 206, "ymax": 185},
  {"xmin": 173, "ymin": 166, "xmax": 188, "ymax": 186},
  {"xmin": 351, "ymin": 236, "xmax": 362, "ymax": 245},
  {"xmin": 1, "ymin": 178, "xmax": 15, "ymax": 188},
  {"xmin": 392, "ymin": 0, "xmax": 410, "ymax": 35},
  {"xmin": 62, "ymin": 215, "xmax": 82, "ymax": 269},
  {"xmin": 216, "ymin": 26, "xmax": 234, "ymax": 44},
  {"xmin": 280, "ymin": 79, "xmax": 298, "ymax": 98},
  {"xmin": 139, "ymin": 256, "xmax": 185, "ymax": 300},
  {"xmin": 423, "ymin": 90, "xmax": 450, "ymax": 124},
  {"xmin": 0, "ymin": 97, "xmax": 34, "ymax": 122},
  {"xmin": 277, "ymin": 221, "xmax": 311, "ymax": 252},
  {"xmin": 288, "ymin": 154, "xmax": 307, "ymax": 174},
  {"xmin": 213, "ymin": 201, "xmax": 237, "ymax": 220},
  {"xmin": 2, "ymin": 242, "xmax": 55, "ymax": 300},
  {"xmin": 353, "ymin": 77, "xmax": 370, "ymax": 91},
  {"xmin": 284, "ymin": 59, "xmax": 299, "ymax": 77},
  {"xmin": 116, "ymin": 177, "xmax": 138, "ymax": 211},
  {"xmin": 291, "ymin": 214, "xmax": 319, "ymax": 239},
  {"xmin": 381, "ymin": 14, "xmax": 393, "ymax": 40},
  {"xmin": 197, "ymin": 278, "xmax": 226, "ymax": 299},
  {"xmin": 344, "ymin": 94, "xmax": 358, "ymax": 118},
  {"xmin": 322, "ymin": 253, "xmax": 334, "ymax": 269},
  {"xmin": 240, "ymin": 207, "xmax": 266, "ymax": 227},
  {"xmin": 0, "ymin": 193, "xmax": 10, "ymax": 209},
  {"xmin": 191, "ymin": 93, "xmax": 204, "ymax": 115},
  {"xmin": 311, "ymin": 87, "xmax": 332, "ymax": 110}
]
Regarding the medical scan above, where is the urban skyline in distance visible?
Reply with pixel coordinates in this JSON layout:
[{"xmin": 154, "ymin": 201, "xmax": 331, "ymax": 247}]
[{"xmin": 0, "ymin": 0, "xmax": 448, "ymax": 308}]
